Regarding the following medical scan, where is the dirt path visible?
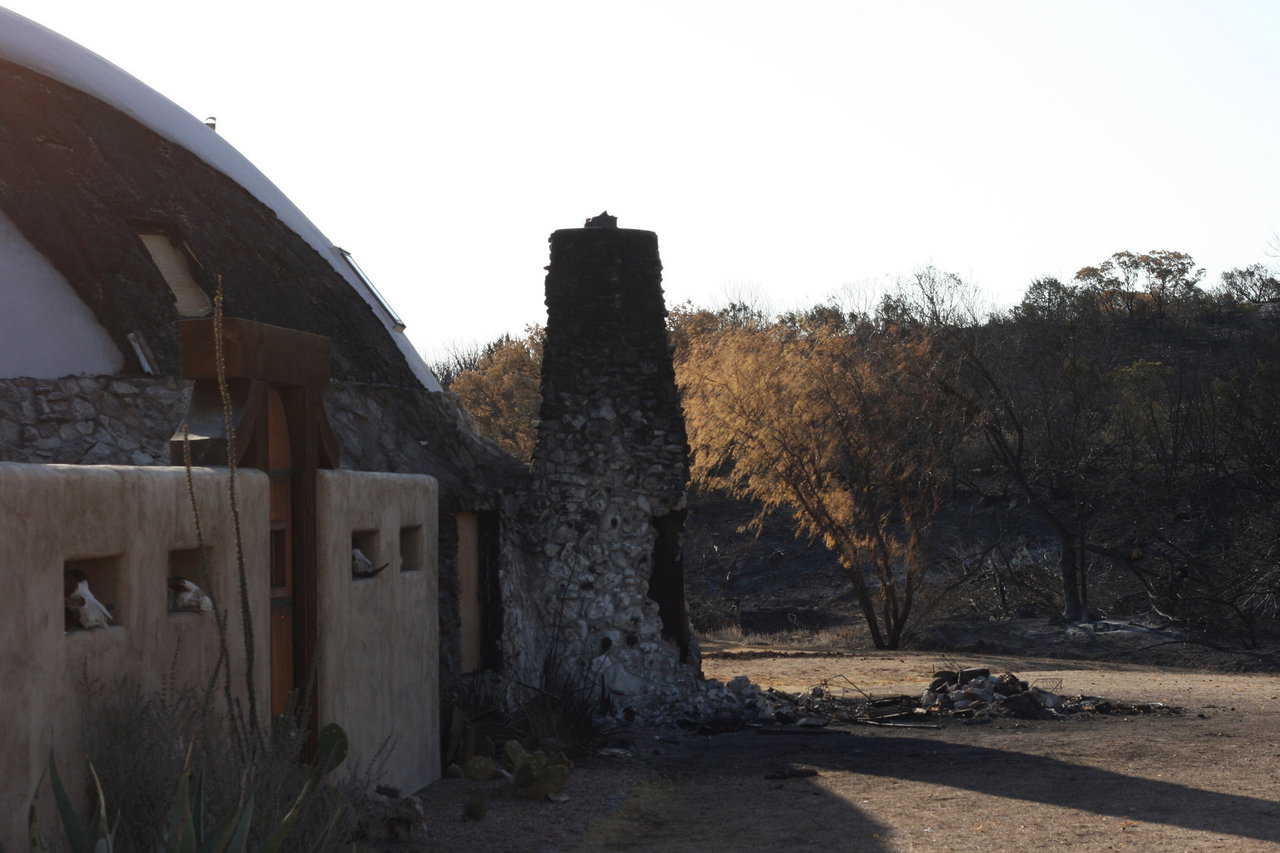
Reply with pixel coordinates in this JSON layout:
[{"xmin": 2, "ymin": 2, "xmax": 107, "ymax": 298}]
[{"xmin": 420, "ymin": 646, "xmax": 1280, "ymax": 851}]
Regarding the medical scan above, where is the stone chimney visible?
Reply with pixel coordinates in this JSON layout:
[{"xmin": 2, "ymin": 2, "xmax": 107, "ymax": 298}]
[{"xmin": 523, "ymin": 213, "xmax": 699, "ymax": 719}]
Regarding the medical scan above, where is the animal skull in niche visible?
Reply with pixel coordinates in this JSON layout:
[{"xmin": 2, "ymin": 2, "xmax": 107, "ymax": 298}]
[
  {"xmin": 66, "ymin": 575, "xmax": 112, "ymax": 629},
  {"xmin": 351, "ymin": 547, "xmax": 388, "ymax": 578},
  {"xmin": 168, "ymin": 576, "xmax": 213, "ymax": 613}
]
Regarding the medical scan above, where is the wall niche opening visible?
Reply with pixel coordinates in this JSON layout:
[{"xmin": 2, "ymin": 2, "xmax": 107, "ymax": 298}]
[
  {"xmin": 64, "ymin": 554, "xmax": 123, "ymax": 631},
  {"xmin": 351, "ymin": 529, "xmax": 385, "ymax": 579},
  {"xmin": 647, "ymin": 511, "xmax": 691, "ymax": 663},
  {"xmin": 400, "ymin": 524, "xmax": 424, "ymax": 572},
  {"xmin": 168, "ymin": 546, "xmax": 213, "ymax": 613}
]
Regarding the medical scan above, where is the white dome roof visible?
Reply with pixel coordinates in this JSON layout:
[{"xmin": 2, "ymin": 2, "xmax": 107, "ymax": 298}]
[{"xmin": 0, "ymin": 7, "xmax": 440, "ymax": 390}]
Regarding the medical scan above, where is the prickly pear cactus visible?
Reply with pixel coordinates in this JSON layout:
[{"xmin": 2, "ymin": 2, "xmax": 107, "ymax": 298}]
[
  {"xmin": 504, "ymin": 740, "xmax": 570, "ymax": 799},
  {"xmin": 463, "ymin": 754, "xmax": 500, "ymax": 780}
]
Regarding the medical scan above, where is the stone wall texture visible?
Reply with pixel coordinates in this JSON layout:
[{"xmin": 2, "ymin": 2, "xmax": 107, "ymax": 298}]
[
  {"xmin": 510, "ymin": 223, "xmax": 700, "ymax": 719},
  {"xmin": 0, "ymin": 375, "xmax": 189, "ymax": 465}
]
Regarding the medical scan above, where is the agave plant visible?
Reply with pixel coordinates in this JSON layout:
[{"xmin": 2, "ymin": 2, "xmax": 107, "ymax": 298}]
[
  {"xmin": 28, "ymin": 756, "xmax": 116, "ymax": 853},
  {"xmin": 31, "ymin": 723, "xmax": 350, "ymax": 853}
]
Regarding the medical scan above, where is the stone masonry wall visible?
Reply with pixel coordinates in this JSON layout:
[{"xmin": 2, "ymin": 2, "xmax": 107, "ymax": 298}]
[
  {"xmin": 0, "ymin": 375, "xmax": 514, "ymax": 488},
  {"xmin": 510, "ymin": 220, "xmax": 700, "ymax": 720},
  {"xmin": 0, "ymin": 376, "xmax": 189, "ymax": 465}
]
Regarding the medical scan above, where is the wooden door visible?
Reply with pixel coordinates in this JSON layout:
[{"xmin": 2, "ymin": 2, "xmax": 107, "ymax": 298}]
[
  {"xmin": 457, "ymin": 511, "xmax": 503, "ymax": 673},
  {"xmin": 267, "ymin": 387, "xmax": 294, "ymax": 716},
  {"xmin": 457, "ymin": 512, "xmax": 481, "ymax": 674}
]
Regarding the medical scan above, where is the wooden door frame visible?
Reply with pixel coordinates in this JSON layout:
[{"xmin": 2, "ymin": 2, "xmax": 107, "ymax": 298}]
[{"xmin": 170, "ymin": 317, "xmax": 341, "ymax": 736}]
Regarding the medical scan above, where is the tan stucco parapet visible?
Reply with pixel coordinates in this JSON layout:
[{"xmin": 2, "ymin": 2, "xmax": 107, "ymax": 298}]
[
  {"xmin": 0, "ymin": 463, "xmax": 269, "ymax": 846},
  {"xmin": 315, "ymin": 469, "xmax": 440, "ymax": 793}
]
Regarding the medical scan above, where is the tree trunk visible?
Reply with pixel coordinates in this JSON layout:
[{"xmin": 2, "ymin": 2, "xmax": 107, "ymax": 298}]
[
  {"xmin": 993, "ymin": 561, "xmax": 1010, "ymax": 615},
  {"xmin": 844, "ymin": 566, "xmax": 887, "ymax": 649},
  {"xmin": 861, "ymin": 593, "xmax": 888, "ymax": 649},
  {"xmin": 1078, "ymin": 553, "xmax": 1090, "ymax": 619},
  {"xmin": 885, "ymin": 617, "xmax": 904, "ymax": 650},
  {"xmin": 1060, "ymin": 534, "xmax": 1086, "ymax": 622}
]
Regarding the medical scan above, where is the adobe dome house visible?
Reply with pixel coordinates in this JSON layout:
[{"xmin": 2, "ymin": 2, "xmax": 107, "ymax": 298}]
[
  {"xmin": 0, "ymin": 4, "xmax": 532, "ymax": 728},
  {"xmin": 0, "ymin": 7, "xmax": 524, "ymax": 837},
  {"xmin": 0, "ymin": 8, "xmax": 709, "ymax": 844}
]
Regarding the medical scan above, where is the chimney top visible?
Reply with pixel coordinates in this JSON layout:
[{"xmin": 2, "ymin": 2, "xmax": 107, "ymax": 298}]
[{"xmin": 584, "ymin": 211, "xmax": 617, "ymax": 229}]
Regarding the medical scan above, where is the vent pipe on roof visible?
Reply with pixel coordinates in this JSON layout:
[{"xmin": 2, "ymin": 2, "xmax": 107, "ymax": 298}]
[{"xmin": 127, "ymin": 331, "xmax": 157, "ymax": 375}]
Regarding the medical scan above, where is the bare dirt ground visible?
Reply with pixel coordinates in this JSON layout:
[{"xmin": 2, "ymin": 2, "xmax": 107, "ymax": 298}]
[{"xmin": 418, "ymin": 642, "xmax": 1280, "ymax": 852}]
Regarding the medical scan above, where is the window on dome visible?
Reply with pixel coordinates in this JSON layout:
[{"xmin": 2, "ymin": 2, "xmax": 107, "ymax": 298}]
[
  {"xmin": 137, "ymin": 230, "xmax": 211, "ymax": 317},
  {"xmin": 335, "ymin": 247, "xmax": 406, "ymax": 331}
]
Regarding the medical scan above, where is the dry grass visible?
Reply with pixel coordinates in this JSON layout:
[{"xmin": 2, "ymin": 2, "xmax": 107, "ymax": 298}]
[{"xmin": 699, "ymin": 623, "xmax": 864, "ymax": 652}]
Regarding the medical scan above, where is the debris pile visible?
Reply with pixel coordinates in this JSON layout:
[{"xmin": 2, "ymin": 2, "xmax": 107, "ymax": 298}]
[
  {"xmin": 760, "ymin": 680, "xmax": 933, "ymax": 729},
  {"xmin": 698, "ymin": 675, "xmax": 773, "ymax": 721},
  {"xmin": 750, "ymin": 667, "xmax": 1178, "ymax": 729},
  {"xmin": 593, "ymin": 669, "xmax": 774, "ymax": 728},
  {"xmin": 918, "ymin": 667, "xmax": 1177, "ymax": 720},
  {"xmin": 607, "ymin": 665, "xmax": 1179, "ymax": 732},
  {"xmin": 920, "ymin": 667, "xmax": 1047, "ymax": 718}
]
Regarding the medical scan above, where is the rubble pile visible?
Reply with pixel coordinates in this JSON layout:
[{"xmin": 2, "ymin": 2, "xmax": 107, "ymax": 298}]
[
  {"xmin": 589, "ymin": 662, "xmax": 774, "ymax": 728},
  {"xmin": 614, "ymin": 665, "xmax": 1179, "ymax": 732},
  {"xmin": 742, "ymin": 666, "xmax": 1179, "ymax": 729},
  {"xmin": 760, "ymin": 682, "xmax": 921, "ymax": 728},
  {"xmin": 917, "ymin": 667, "xmax": 1177, "ymax": 720},
  {"xmin": 619, "ymin": 675, "xmax": 773, "ymax": 730}
]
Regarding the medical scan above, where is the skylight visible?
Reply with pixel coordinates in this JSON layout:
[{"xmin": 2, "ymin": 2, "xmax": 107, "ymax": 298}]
[
  {"xmin": 137, "ymin": 231, "xmax": 210, "ymax": 317},
  {"xmin": 334, "ymin": 247, "xmax": 405, "ymax": 331}
]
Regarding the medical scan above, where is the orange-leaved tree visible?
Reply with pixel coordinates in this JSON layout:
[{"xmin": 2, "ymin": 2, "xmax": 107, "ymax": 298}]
[
  {"xmin": 678, "ymin": 315, "xmax": 968, "ymax": 648},
  {"xmin": 447, "ymin": 326, "xmax": 544, "ymax": 461}
]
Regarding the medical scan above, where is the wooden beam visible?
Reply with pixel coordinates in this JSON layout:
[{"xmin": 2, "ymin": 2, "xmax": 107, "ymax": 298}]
[{"xmin": 179, "ymin": 317, "xmax": 331, "ymax": 388}]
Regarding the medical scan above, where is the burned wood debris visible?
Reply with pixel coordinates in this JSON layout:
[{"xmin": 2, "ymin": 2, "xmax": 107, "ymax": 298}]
[{"xmin": 756, "ymin": 667, "xmax": 1180, "ymax": 730}]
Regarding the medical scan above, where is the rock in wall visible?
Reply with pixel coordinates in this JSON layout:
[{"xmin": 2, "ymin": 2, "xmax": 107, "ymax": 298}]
[{"xmin": 0, "ymin": 376, "xmax": 188, "ymax": 465}]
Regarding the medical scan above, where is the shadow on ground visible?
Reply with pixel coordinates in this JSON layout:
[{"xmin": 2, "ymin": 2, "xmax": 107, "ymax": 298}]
[
  {"xmin": 576, "ymin": 754, "xmax": 895, "ymax": 852},
  {"xmin": 583, "ymin": 727, "xmax": 1280, "ymax": 850}
]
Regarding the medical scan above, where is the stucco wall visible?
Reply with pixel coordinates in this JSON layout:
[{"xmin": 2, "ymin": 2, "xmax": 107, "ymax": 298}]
[
  {"xmin": 0, "ymin": 374, "xmax": 508, "ymax": 723},
  {"xmin": 0, "ymin": 463, "xmax": 269, "ymax": 848},
  {"xmin": 316, "ymin": 469, "xmax": 440, "ymax": 793}
]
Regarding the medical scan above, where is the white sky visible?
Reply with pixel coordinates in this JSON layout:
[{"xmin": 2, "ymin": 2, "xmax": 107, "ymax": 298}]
[{"xmin": 7, "ymin": 1, "xmax": 1279, "ymax": 360}]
